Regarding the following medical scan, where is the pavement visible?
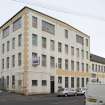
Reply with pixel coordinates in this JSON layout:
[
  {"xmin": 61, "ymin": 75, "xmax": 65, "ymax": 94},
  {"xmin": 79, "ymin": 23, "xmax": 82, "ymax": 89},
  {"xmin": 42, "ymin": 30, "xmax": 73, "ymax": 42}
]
[{"xmin": 0, "ymin": 92, "xmax": 85, "ymax": 105}]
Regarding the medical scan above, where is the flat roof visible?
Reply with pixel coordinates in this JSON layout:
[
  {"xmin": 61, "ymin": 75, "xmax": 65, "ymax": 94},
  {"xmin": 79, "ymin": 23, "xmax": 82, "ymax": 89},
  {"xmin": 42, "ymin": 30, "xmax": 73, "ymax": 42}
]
[
  {"xmin": 90, "ymin": 54, "xmax": 105, "ymax": 64},
  {"xmin": 0, "ymin": 6, "xmax": 89, "ymax": 37}
]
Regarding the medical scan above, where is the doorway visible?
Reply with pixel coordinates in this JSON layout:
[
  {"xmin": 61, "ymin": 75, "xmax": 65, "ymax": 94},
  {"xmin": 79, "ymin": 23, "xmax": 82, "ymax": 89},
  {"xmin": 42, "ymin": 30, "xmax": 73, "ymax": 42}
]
[{"xmin": 50, "ymin": 76, "xmax": 55, "ymax": 93}]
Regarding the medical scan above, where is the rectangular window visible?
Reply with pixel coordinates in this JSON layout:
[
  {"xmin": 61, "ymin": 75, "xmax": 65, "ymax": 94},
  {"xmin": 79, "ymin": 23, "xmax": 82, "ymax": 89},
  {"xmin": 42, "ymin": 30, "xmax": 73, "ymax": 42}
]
[
  {"xmin": 65, "ymin": 44, "xmax": 68, "ymax": 54},
  {"xmin": 76, "ymin": 62, "xmax": 79, "ymax": 71},
  {"xmin": 65, "ymin": 77, "xmax": 69, "ymax": 88},
  {"xmin": 18, "ymin": 53, "xmax": 22, "ymax": 66},
  {"xmin": 12, "ymin": 38, "xmax": 15, "ymax": 49},
  {"xmin": 42, "ymin": 37, "xmax": 46, "ymax": 48},
  {"xmin": 50, "ymin": 40, "xmax": 55, "ymax": 51},
  {"xmin": 32, "ymin": 80, "xmax": 38, "ymax": 86},
  {"xmin": 71, "ymin": 77, "xmax": 74, "ymax": 88},
  {"xmin": 2, "ymin": 59, "xmax": 4, "ymax": 69},
  {"xmin": 71, "ymin": 60, "xmax": 74, "ymax": 71},
  {"xmin": 98, "ymin": 65, "xmax": 100, "ymax": 72},
  {"xmin": 7, "ymin": 41, "xmax": 10, "ymax": 52},
  {"xmin": 12, "ymin": 55, "xmax": 15, "ymax": 67},
  {"xmin": 77, "ymin": 77, "xmax": 80, "ymax": 88},
  {"xmin": 76, "ymin": 48, "xmax": 79, "ymax": 57},
  {"xmin": 81, "ymin": 50, "xmax": 84, "ymax": 59},
  {"xmin": 71, "ymin": 46, "xmax": 74, "ymax": 56},
  {"xmin": 58, "ymin": 76, "xmax": 62, "ymax": 84},
  {"xmin": 50, "ymin": 56, "xmax": 55, "ymax": 68},
  {"xmin": 76, "ymin": 34, "xmax": 84, "ymax": 45},
  {"xmin": 86, "ymin": 39, "xmax": 89, "ymax": 47},
  {"xmin": 65, "ymin": 29, "xmax": 68, "ymax": 39},
  {"xmin": 32, "ymin": 53, "xmax": 39, "ymax": 66},
  {"xmin": 32, "ymin": 34, "xmax": 37, "ymax": 46},
  {"xmin": 65, "ymin": 59, "xmax": 68, "ymax": 70},
  {"xmin": 42, "ymin": 55, "xmax": 47, "ymax": 67},
  {"xmin": 32, "ymin": 16, "xmax": 37, "ymax": 28},
  {"xmin": 81, "ymin": 78, "xmax": 84, "ymax": 87},
  {"xmin": 12, "ymin": 75, "xmax": 15, "ymax": 88},
  {"xmin": 86, "ymin": 64, "xmax": 89, "ymax": 72},
  {"xmin": 42, "ymin": 20, "xmax": 55, "ymax": 35},
  {"xmin": 7, "ymin": 76, "xmax": 9, "ymax": 88},
  {"xmin": 2, "ymin": 43, "xmax": 5, "ymax": 54},
  {"xmin": 18, "ymin": 34, "xmax": 22, "ymax": 47},
  {"xmin": 3, "ymin": 26, "xmax": 10, "ymax": 38},
  {"xmin": 6, "ymin": 57, "xmax": 9, "ymax": 69},
  {"xmin": 82, "ymin": 63, "xmax": 84, "ymax": 72},
  {"xmin": 13, "ymin": 17, "xmax": 22, "ymax": 31},
  {"xmin": 92, "ymin": 64, "xmax": 94, "ymax": 72},
  {"xmin": 86, "ymin": 78, "xmax": 89, "ymax": 85},
  {"xmin": 58, "ymin": 42, "xmax": 62, "ymax": 52},
  {"xmin": 42, "ymin": 80, "xmax": 47, "ymax": 86},
  {"xmin": 58, "ymin": 58, "xmax": 62, "ymax": 69},
  {"xmin": 86, "ymin": 51, "xmax": 89, "ymax": 59},
  {"xmin": 95, "ymin": 64, "xmax": 97, "ymax": 72}
]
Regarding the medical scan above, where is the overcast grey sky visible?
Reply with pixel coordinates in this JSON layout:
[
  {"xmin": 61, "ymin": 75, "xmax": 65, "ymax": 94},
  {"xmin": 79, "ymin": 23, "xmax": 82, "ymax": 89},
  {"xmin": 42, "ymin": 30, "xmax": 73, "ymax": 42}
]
[{"xmin": 0, "ymin": 0, "xmax": 105, "ymax": 57}]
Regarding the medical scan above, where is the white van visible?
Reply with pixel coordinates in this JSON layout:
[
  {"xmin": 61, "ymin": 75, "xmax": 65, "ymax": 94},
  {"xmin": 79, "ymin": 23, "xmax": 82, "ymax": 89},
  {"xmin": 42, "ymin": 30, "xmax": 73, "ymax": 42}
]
[{"xmin": 86, "ymin": 83, "xmax": 105, "ymax": 105}]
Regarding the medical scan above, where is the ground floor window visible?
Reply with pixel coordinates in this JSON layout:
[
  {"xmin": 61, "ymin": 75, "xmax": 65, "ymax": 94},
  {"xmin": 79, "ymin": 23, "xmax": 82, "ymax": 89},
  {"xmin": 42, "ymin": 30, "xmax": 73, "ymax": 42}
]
[
  {"xmin": 81, "ymin": 78, "xmax": 84, "ymax": 87},
  {"xmin": 65, "ymin": 77, "xmax": 69, "ymax": 88},
  {"xmin": 6, "ymin": 76, "xmax": 9, "ymax": 88},
  {"xmin": 77, "ymin": 77, "xmax": 80, "ymax": 88},
  {"xmin": 42, "ymin": 80, "xmax": 47, "ymax": 86},
  {"xmin": 71, "ymin": 77, "xmax": 74, "ymax": 88},
  {"xmin": 12, "ymin": 75, "xmax": 15, "ymax": 88},
  {"xmin": 32, "ymin": 80, "xmax": 38, "ymax": 86},
  {"xmin": 58, "ymin": 76, "xmax": 62, "ymax": 84}
]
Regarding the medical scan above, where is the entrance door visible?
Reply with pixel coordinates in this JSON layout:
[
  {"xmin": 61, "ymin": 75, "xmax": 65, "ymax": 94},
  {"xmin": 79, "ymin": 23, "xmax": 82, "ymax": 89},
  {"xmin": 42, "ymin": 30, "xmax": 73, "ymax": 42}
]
[{"xmin": 50, "ymin": 76, "xmax": 55, "ymax": 93}]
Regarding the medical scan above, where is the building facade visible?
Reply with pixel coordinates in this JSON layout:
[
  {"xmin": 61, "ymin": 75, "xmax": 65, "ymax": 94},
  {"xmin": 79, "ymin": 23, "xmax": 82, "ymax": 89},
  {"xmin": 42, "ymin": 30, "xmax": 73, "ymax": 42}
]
[
  {"xmin": 90, "ymin": 54, "xmax": 105, "ymax": 83},
  {"xmin": 0, "ymin": 7, "xmax": 90, "ymax": 95}
]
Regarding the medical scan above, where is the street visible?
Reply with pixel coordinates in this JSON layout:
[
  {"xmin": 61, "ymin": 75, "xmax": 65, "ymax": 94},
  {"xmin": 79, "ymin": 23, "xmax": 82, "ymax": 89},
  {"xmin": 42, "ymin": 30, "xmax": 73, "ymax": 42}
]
[{"xmin": 0, "ymin": 92, "xmax": 85, "ymax": 105}]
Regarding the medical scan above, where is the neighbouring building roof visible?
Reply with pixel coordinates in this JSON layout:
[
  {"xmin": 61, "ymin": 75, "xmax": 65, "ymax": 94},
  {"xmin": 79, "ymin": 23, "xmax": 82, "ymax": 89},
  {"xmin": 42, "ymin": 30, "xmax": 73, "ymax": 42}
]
[{"xmin": 90, "ymin": 54, "xmax": 105, "ymax": 64}]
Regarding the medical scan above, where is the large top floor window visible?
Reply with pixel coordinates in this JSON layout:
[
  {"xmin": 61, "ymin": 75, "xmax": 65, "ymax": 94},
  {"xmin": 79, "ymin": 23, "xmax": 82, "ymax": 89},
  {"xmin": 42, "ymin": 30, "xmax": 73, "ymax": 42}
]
[
  {"xmin": 42, "ymin": 20, "xmax": 55, "ymax": 35},
  {"xmin": 2, "ymin": 26, "xmax": 10, "ymax": 38},
  {"xmin": 76, "ymin": 34, "xmax": 84, "ymax": 45},
  {"xmin": 13, "ymin": 17, "xmax": 22, "ymax": 32}
]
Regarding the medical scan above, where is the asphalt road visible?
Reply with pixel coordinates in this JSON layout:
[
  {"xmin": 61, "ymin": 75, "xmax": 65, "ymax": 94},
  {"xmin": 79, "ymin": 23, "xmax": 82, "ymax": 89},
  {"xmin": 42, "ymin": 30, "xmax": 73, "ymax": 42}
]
[{"xmin": 0, "ymin": 92, "xmax": 85, "ymax": 105}]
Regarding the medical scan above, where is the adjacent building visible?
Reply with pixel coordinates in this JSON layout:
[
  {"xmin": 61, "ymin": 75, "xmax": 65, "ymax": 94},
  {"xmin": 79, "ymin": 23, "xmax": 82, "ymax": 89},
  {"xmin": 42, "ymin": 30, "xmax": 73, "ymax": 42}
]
[{"xmin": 90, "ymin": 54, "xmax": 105, "ymax": 83}]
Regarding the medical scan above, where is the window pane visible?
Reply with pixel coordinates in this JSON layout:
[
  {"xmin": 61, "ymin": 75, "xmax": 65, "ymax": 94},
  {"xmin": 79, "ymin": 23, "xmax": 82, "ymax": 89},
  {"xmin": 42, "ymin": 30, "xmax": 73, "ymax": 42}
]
[
  {"xmin": 65, "ymin": 29, "xmax": 68, "ymax": 39},
  {"xmin": 50, "ymin": 56, "xmax": 55, "ymax": 68},
  {"xmin": 32, "ymin": 16, "xmax": 37, "ymax": 28},
  {"xmin": 65, "ymin": 44, "xmax": 68, "ymax": 54},
  {"xmin": 12, "ymin": 38, "xmax": 15, "ymax": 49},
  {"xmin": 18, "ymin": 53, "xmax": 22, "ymax": 66},
  {"xmin": 42, "ymin": 20, "xmax": 55, "ymax": 35},
  {"xmin": 65, "ymin": 59, "xmax": 68, "ymax": 70},
  {"xmin": 58, "ymin": 42, "xmax": 62, "ymax": 52},
  {"xmin": 32, "ymin": 34, "xmax": 37, "ymax": 46},
  {"xmin": 50, "ymin": 40, "xmax": 55, "ymax": 51},
  {"xmin": 71, "ymin": 77, "xmax": 74, "ymax": 88},
  {"xmin": 42, "ymin": 55, "xmax": 47, "ymax": 67},
  {"xmin": 71, "ymin": 60, "xmax": 74, "ymax": 71},
  {"xmin": 13, "ymin": 17, "xmax": 22, "ymax": 31},
  {"xmin": 76, "ymin": 34, "xmax": 84, "ymax": 45},
  {"xmin": 3, "ymin": 26, "xmax": 10, "ymax": 38},
  {"xmin": 18, "ymin": 34, "xmax": 22, "ymax": 47},
  {"xmin": 42, "ymin": 37, "xmax": 46, "ymax": 48},
  {"xmin": 42, "ymin": 80, "xmax": 47, "ymax": 86},
  {"xmin": 58, "ymin": 58, "xmax": 62, "ymax": 69},
  {"xmin": 32, "ymin": 80, "xmax": 38, "ymax": 86}
]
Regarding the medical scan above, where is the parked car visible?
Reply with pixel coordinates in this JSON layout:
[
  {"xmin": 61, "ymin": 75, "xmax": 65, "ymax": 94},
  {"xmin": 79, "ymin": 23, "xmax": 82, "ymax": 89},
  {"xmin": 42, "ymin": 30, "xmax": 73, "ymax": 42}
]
[
  {"xmin": 57, "ymin": 88, "xmax": 76, "ymax": 97},
  {"xmin": 76, "ymin": 88, "xmax": 86, "ymax": 95}
]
